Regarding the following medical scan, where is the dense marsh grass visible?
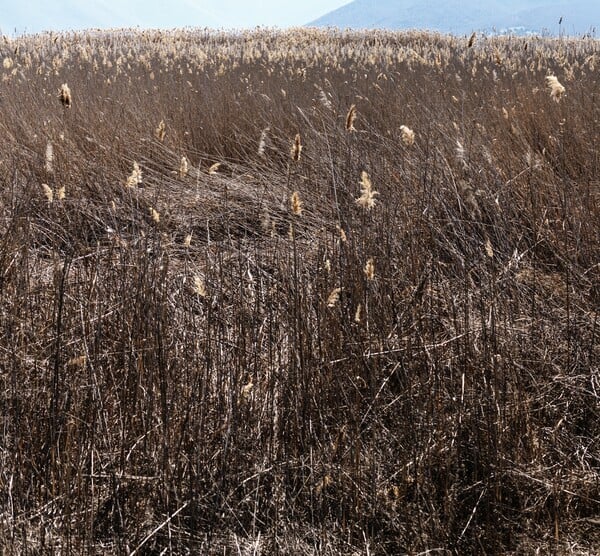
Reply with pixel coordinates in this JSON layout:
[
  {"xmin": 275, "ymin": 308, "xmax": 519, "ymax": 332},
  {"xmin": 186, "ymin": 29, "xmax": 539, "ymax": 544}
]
[{"xmin": 0, "ymin": 28, "xmax": 598, "ymax": 554}]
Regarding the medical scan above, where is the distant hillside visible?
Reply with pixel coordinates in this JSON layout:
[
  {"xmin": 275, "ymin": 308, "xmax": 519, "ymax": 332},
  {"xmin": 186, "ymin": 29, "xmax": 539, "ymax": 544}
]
[{"xmin": 309, "ymin": 0, "xmax": 600, "ymax": 35}]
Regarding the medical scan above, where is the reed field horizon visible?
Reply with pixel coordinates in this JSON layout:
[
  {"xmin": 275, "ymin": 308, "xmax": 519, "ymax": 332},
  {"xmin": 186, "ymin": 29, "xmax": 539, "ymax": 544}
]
[{"xmin": 0, "ymin": 27, "xmax": 598, "ymax": 554}]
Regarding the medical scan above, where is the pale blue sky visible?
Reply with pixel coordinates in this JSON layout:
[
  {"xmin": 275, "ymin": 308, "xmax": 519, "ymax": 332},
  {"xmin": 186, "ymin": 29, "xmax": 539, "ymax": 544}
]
[
  {"xmin": 1, "ymin": 0, "xmax": 352, "ymax": 34},
  {"xmin": 195, "ymin": 0, "xmax": 350, "ymax": 27}
]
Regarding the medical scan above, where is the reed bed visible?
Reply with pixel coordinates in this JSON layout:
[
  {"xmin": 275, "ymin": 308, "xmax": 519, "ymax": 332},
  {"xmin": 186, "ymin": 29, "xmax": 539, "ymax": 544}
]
[{"xmin": 0, "ymin": 28, "xmax": 598, "ymax": 554}]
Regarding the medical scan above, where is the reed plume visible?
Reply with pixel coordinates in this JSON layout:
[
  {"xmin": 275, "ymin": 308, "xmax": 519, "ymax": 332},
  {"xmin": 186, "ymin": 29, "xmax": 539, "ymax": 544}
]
[
  {"xmin": 67, "ymin": 355, "xmax": 87, "ymax": 367},
  {"xmin": 327, "ymin": 287, "xmax": 342, "ymax": 308},
  {"xmin": 546, "ymin": 75, "xmax": 565, "ymax": 102},
  {"xmin": 291, "ymin": 133, "xmax": 302, "ymax": 162},
  {"xmin": 155, "ymin": 120, "xmax": 167, "ymax": 141},
  {"xmin": 149, "ymin": 207, "xmax": 160, "ymax": 223},
  {"xmin": 41, "ymin": 183, "xmax": 53, "ymax": 203},
  {"xmin": 291, "ymin": 191, "xmax": 303, "ymax": 216},
  {"xmin": 45, "ymin": 142, "xmax": 54, "ymax": 173},
  {"xmin": 193, "ymin": 275, "xmax": 207, "ymax": 297},
  {"xmin": 485, "ymin": 237, "xmax": 494, "ymax": 258},
  {"xmin": 318, "ymin": 88, "xmax": 332, "ymax": 110},
  {"xmin": 126, "ymin": 162, "xmax": 142, "ymax": 187},
  {"xmin": 59, "ymin": 83, "xmax": 72, "ymax": 107},
  {"xmin": 400, "ymin": 125, "xmax": 415, "ymax": 146},
  {"xmin": 179, "ymin": 155, "xmax": 189, "ymax": 178},
  {"xmin": 364, "ymin": 258, "xmax": 375, "ymax": 280},
  {"xmin": 258, "ymin": 127, "xmax": 269, "ymax": 156},
  {"xmin": 355, "ymin": 171, "xmax": 378, "ymax": 210},
  {"xmin": 354, "ymin": 303, "xmax": 362, "ymax": 322},
  {"xmin": 346, "ymin": 104, "xmax": 357, "ymax": 131}
]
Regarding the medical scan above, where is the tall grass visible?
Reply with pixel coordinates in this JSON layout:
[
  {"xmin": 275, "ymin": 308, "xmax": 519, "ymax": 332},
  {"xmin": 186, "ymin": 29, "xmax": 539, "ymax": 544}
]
[{"xmin": 0, "ymin": 28, "xmax": 598, "ymax": 554}]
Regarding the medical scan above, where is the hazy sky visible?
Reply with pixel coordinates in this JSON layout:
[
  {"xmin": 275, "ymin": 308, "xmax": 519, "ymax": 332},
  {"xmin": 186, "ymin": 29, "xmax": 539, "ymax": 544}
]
[
  {"xmin": 1, "ymin": 0, "xmax": 352, "ymax": 34},
  {"xmin": 200, "ymin": 0, "xmax": 350, "ymax": 27}
]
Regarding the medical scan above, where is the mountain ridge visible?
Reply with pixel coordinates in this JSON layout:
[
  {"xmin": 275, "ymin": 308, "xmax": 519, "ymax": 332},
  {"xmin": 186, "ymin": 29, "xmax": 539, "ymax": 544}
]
[{"xmin": 309, "ymin": 0, "xmax": 600, "ymax": 36}]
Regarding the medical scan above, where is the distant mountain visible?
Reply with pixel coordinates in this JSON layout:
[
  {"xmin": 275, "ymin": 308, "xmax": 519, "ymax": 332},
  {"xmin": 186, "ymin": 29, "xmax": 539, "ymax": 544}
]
[
  {"xmin": 0, "ymin": 1, "xmax": 225, "ymax": 35},
  {"xmin": 309, "ymin": 0, "xmax": 600, "ymax": 36}
]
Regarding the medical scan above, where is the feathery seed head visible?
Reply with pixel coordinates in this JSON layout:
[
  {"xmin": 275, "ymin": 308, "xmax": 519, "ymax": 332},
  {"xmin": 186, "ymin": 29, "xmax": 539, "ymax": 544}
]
[
  {"xmin": 400, "ymin": 125, "xmax": 415, "ymax": 146},
  {"xmin": 291, "ymin": 191, "xmax": 303, "ymax": 216},
  {"xmin": 67, "ymin": 355, "xmax": 87, "ymax": 367},
  {"xmin": 45, "ymin": 142, "xmax": 54, "ymax": 173},
  {"xmin": 364, "ymin": 258, "xmax": 375, "ymax": 280},
  {"xmin": 354, "ymin": 303, "xmax": 362, "ymax": 323},
  {"xmin": 327, "ymin": 287, "xmax": 342, "ymax": 308},
  {"xmin": 59, "ymin": 83, "xmax": 72, "ymax": 107},
  {"xmin": 546, "ymin": 75, "xmax": 565, "ymax": 102},
  {"xmin": 485, "ymin": 237, "xmax": 494, "ymax": 258},
  {"xmin": 241, "ymin": 380, "xmax": 254, "ymax": 400},
  {"xmin": 149, "ymin": 207, "xmax": 160, "ymax": 223},
  {"xmin": 179, "ymin": 155, "xmax": 189, "ymax": 178},
  {"xmin": 355, "ymin": 171, "xmax": 378, "ymax": 210},
  {"xmin": 291, "ymin": 133, "xmax": 302, "ymax": 162},
  {"xmin": 346, "ymin": 104, "xmax": 357, "ymax": 131},
  {"xmin": 318, "ymin": 88, "xmax": 332, "ymax": 110},
  {"xmin": 258, "ymin": 127, "xmax": 269, "ymax": 156},
  {"xmin": 155, "ymin": 120, "xmax": 166, "ymax": 141},
  {"xmin": 41, "ymin": 183, "xmax": 53, "ymax": 203},
  {"xmin": 126, "ymin": 162, "xmax": 142, "ymax": 187},
  {"xmin": 193, "ymin": 275, "xmax": 207, "ymax": 297}
]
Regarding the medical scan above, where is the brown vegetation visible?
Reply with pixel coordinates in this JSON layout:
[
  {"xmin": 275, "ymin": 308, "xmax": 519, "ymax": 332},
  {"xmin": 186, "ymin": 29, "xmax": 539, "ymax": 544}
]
[{"xmin": 0, "ymin": 28, "xmax": 598, "ymax": 554}]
